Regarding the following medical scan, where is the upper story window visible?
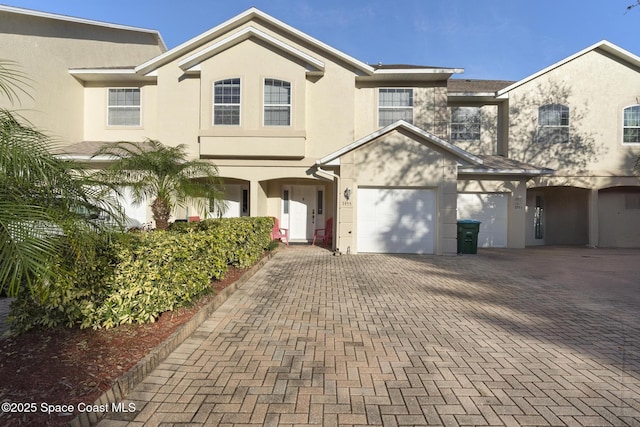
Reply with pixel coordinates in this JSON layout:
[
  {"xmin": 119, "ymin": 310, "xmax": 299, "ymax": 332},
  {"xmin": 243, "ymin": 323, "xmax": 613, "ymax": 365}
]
[
  {"xmin": 537, "ymin": 103, "xmax": 569, "ymax": 143},
  {"xmin": 378, "ymin": 88, "xmax": 413, "ymax": 127},
  {"xmin": 108, "ymin": 88, "xmax": 140, "ymax": 126},
  {"xmin": 623, "ymin": 105, "xmax": 640, "ymax": 144},
  {"xmin": 213, "ymin": 78, "xmax": 241, "ymax": 125},
  {"xmin": 264, "ymin": 79, "xmax": 291, "ymax": 126},
  {"xmin": 451, "ymin": 107, "xmax": 481, "ymax": 141}
]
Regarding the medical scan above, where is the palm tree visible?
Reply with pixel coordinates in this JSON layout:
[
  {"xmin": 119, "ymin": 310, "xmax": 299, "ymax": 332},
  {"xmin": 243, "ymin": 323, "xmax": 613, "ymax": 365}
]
[
  {"xmin": 0, "ymin": 61, "xmax": 119, "ymax": 297},
  {"xmin": 93, "ymin": 140, "xmax": 225, "ymax": 230}
]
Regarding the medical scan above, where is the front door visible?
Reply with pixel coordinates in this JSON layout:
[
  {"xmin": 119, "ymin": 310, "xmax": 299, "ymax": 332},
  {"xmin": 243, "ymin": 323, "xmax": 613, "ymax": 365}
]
[{"xmin": 282, "ymin": 185, "xmax": 324, "ymax": 241}]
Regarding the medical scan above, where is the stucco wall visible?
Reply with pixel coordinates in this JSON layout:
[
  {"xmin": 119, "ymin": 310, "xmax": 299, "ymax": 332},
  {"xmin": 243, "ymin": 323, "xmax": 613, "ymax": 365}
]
[
  {"xmin": 0, "ymin": 11, "xmax": 163, "ymax": 145},
  {"xmin": 507, "ymin": 49, "xmax": 640, "ymax": 176}
]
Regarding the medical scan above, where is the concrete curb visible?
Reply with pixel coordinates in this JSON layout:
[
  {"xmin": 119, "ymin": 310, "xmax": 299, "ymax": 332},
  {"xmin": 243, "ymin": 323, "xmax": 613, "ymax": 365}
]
[{"xmin": 69, "ymin": 249, "xmax": 278, "ymax": 427}]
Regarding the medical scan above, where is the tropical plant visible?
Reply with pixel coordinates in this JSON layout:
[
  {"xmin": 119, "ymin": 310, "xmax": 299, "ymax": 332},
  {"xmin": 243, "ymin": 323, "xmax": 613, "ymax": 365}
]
[
  {"xmin": 0, "ymin": 60, "xmax": 120, "ymax": 298},
  {"xmin": 92, "ymin": 140, "xmax": 225, "ymax": 230}
]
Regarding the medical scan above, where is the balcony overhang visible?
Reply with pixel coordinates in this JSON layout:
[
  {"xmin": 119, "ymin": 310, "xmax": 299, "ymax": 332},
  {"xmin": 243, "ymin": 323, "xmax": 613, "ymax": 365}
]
[{"xmin": 199, "ymin": 135, "xmax": 306, "ymax": 159}]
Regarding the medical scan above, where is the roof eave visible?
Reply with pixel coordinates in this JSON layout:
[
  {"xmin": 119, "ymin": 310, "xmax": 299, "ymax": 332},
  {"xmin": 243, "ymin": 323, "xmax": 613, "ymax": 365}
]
[
  {"xmin": 0, "ymin": 4, "xmax": 166, "ymax": 51},
  {"xmin": 458, "ymin": 168, "xmax": 555, "ymax": 176},
  {"xmin": 68, "ymin": 68, "xmax": 157, "ymax": 83}
]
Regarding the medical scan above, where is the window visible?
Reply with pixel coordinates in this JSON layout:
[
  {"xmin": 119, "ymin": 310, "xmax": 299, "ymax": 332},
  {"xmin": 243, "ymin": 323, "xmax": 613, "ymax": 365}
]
[
  {"xmin": 242, "ymin": 188, "xmax": 249, "ymax": 215},
  {"xmin": 537, "ymin": 104, "xmax": 569, "ymax": 143},
  {"xmin": 317, "ymin": 190, "xmax": 324, "ymax": 215},
  {"xmin": 623, "ymin": 105, "xmax": 640, "ymax": 144},
  {"xmin": 264, "ymin": 79, "xmax": 291, "ymax": 126},
  {"xmin": 451, "ymin": 107, "xmax": 481, "ymax": 141},
  {"xmin": 108, "ymin": 88, "xmax": 140, "ymax": 126},
  {"xmin": 378, "ymin": 88, "xmax": 413, "ymax": 126},
  {"xmin": 283, "ymin": 190, "xmax": 290, "ymax": 214},
  {"xmin": 534, "ymin": 196, "xmax": 544, "ymax": 239},
  {"xmin": 213, "ymin": 78, "xmax": 241, "ymax": 125}
]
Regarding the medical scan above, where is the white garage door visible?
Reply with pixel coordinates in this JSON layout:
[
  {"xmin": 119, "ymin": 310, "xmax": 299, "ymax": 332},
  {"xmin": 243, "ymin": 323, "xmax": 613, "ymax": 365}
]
[
  {"xmin": 357, "ymin": 188, "xmax": 436, "ymax": 254},
  {"xmin": 457, "ymin": 193, "xmax": 508, "ymax": 248}
]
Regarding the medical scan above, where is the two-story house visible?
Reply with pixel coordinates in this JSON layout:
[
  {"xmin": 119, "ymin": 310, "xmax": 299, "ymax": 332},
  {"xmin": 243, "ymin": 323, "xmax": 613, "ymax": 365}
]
[{"xmin": 1, "ymin": 5, "xmax": 639, "ymax": 254}]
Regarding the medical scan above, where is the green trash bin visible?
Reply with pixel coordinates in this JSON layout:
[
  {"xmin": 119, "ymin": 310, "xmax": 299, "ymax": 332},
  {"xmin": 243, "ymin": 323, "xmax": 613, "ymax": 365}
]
[{"xmin": 457, "ymin": 220, "xmax": 481, "ymax": 254}]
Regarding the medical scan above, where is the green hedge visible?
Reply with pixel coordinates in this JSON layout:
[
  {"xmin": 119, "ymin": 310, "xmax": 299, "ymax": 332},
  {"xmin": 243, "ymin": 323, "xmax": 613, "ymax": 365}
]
[{"xmin": 9, "ymin": 217, "xmax": 274, "ymax": 332}]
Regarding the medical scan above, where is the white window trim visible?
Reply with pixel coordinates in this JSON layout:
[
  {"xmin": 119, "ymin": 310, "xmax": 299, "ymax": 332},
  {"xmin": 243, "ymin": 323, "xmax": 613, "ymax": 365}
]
[
  {"xmin": 263, "ymin": 78, "xmax": 292, "ymax": 127},
  {"xmin": 622, "ymin": 104, "xmax": 640, "ymax": 145},
  {"xmin": 378, "ymin": 88, "xmax": 414, "ymax": 127},
  {"xmin": 212, "ymin": 77, "xmax": 242, "ymax": 126},
  {"xmin": 107, "ymin": 87, "xmax": 142, "ymax": 127},
  {"xmin": 536, "ymin": 103, "xmax": 570, "ymax": 144}
]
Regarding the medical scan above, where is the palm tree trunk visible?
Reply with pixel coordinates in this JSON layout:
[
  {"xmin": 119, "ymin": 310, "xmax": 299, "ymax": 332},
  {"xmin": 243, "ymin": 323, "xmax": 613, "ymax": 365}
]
[{"xmin": 151, "ymin": 197, "xmax": 171, "ymax": 230}]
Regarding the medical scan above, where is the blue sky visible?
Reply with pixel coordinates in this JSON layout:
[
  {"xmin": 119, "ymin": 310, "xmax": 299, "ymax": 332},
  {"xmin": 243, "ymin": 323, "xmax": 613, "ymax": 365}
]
[{"xmin": 3, "ymin": 0, "xmax": 638, "ymax": 80}]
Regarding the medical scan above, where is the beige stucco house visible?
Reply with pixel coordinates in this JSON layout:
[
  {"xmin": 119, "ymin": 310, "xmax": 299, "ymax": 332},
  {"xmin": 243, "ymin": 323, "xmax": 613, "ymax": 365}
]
[{"xmin": 2, "ymin": 5, "xmax": 639, "ymax": 254}]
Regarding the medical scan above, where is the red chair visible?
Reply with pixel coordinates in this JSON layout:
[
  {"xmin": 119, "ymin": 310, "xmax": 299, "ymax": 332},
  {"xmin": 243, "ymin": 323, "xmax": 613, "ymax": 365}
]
[
  {"xmin": 312, "ymin": 217, "xmax": 333, "ymax": 247},
  {"xmin": 271, "ymin": 216, "xmax": 289, "ymax": 245}
]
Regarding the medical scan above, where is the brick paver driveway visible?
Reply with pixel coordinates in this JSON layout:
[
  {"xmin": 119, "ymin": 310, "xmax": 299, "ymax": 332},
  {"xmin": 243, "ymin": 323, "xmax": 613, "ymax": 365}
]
[{"xmin": 100, "ymin": 246, "xmax": 640, "ymax": 426}]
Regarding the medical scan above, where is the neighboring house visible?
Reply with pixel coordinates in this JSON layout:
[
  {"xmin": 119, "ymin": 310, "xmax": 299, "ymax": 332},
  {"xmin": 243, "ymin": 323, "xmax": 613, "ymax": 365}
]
[{"xmin": 1, "ymin": 5, "xmax": 639, "ymax": 253}]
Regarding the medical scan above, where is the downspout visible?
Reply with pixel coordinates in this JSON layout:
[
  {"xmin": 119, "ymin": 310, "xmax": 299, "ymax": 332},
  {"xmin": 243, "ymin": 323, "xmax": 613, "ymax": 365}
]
[{"xmin": 315, "ymin": 166, "xmax": 340, "ymax": 253}]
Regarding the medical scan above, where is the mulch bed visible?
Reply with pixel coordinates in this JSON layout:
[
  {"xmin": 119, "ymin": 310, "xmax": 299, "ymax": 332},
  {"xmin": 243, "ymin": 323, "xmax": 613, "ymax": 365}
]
[{"xmin": 0, "ymin": 265, "xmax": 247, "ymax": 426}]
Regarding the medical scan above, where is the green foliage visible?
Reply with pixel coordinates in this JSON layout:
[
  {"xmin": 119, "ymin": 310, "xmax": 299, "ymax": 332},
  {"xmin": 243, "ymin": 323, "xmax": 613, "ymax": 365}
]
[
  {"xmin": 0, "ymin": 98, "xmax": 120, "ymax": 298},
  {"xmin": 172, "ymin": 217, "xmax": 274, "ymax": 268},
  {"xmin": 92, "ymin": 140, "xmax": 224, "ymax": 230},
  {"xmin": 9, "ymin": 217, "xmax": 273, "ymax": 332}
]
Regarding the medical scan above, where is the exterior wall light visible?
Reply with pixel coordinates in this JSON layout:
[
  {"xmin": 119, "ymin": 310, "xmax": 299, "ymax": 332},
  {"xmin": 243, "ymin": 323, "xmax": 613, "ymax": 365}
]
[{"xmin": 343, "ymin": 187, "xmax": 352, "ymax": 201}]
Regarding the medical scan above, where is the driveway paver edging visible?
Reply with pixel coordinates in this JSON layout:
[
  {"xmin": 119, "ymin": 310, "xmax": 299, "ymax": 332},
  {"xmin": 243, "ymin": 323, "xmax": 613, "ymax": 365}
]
[{"xmin": 69, "ymin": 249, "xmax": 278, "ymax": 427}]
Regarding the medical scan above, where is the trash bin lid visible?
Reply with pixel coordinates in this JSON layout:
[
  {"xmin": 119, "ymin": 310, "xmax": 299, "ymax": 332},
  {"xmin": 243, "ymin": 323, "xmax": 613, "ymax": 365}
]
[{"xmin": 457, "ymin": 219, "xmax": 482, "ymax": 224}]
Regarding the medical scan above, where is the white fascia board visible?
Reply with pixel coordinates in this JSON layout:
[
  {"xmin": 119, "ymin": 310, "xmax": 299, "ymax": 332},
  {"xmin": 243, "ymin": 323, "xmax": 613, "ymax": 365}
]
[
  {"xmin": 55, "ymin": 155, "xmax": 118, "ymax": 161},
  {"xmin": 317, "ymin": 120, "xmax": 483, "ymax": 166},
  {"xmin": 178, "ymin": 26, "xmax": 325, "ymax": 74},
  {"xmin": 373, "ymin": 67, "xmax": 464, "ymax": 75},
  {"xmin": 68, "ymin": 68, "xmax": 157, "ymax": 82},
  {"xmin": 458, "ymin": 168, "xmax": 554, "ymax": 176},
  {"xmin": 497, "ymin": 40, "xmax": 639, "ymax": 98},
  {"xmin": 137, "ymin": 7, "xmax": 373, "ymax": 76},
  {"xmin": 0, "ymin": 5, "xmax": 166, "ymax": 50}
]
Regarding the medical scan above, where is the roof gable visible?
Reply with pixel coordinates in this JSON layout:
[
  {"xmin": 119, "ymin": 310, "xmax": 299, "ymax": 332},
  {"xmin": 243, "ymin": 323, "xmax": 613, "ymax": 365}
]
[
  {"xmin": 136, "ymin": 7, "xmax": 373, "ymax": 77},
  {"xmin": 177, "ymin": 26, "xmax": 325, "ymax": 76},
  {"xmin": 497, "ymin": 40, "xmax": 640, "ymax": 97},
  {"xmin": 317, "ymin": 121, "xmax": 483, "ymax": 166}
]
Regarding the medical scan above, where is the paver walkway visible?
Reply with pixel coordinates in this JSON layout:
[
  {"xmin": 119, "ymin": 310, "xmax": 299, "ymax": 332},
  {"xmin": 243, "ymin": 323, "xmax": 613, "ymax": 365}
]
[{"xmin": 99, "ymin": 246, "xmax": 640, "ymax": 426}]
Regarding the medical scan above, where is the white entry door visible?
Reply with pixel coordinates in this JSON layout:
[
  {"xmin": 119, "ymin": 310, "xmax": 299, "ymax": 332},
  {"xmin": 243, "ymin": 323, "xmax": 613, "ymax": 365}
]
[{"xmin": 282, "ymin": 186, "xmax": 323, "ymax": 241}]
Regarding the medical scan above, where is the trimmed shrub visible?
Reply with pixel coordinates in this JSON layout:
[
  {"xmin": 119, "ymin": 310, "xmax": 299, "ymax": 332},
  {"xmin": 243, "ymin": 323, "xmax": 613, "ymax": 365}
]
[{"xmin": 9, "ymin": 217, "xmax": 273, "ymax": 332}]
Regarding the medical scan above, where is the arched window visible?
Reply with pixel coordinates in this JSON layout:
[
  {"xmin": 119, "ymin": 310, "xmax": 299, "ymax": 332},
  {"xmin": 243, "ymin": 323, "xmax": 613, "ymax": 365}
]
[
  {"xmin": 623, "ymin": 105, "xmax": 640, "ymax": 144},
  {"xmin": 213, "ymin": 78, "xmax": 241, "ymax": 125},
  {"xmin": 264, "ymin": 79, "xmax": 291, "ymax": 126},
  {"xmin": 537, "ymin": 104, "xmax": 569, "ymax": 144}
]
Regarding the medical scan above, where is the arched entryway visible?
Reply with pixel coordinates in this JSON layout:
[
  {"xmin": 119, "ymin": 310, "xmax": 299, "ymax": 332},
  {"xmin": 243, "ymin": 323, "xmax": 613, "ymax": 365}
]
[{"xmin": 526, "ymin": 186, "xmax": 590, "ymax": 246}]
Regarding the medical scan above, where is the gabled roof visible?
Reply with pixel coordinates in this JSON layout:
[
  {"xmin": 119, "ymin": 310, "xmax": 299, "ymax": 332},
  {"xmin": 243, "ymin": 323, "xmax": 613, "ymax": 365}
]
[
  {"xmin": 0, "ymin": 4, "xmax": 166, "ymax": 50},
  {"xmin": 135, "ymin": 7, "xmax": 373, "ymax": 77},
  {"xmin": 135, "ymin": 7, "xmax": 462, "ymax": 80},
  {"xmin": 316, "ymin": 120, "xmax": 483, "ymax": 166},
  {"xmin": 497, "ymin": 40, "xmax": 640, "ymax": 97}
]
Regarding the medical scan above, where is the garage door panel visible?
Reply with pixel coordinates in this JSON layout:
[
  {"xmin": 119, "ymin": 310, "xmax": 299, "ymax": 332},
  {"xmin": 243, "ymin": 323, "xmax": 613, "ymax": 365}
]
[
  {"xmin": 457, "ymin": 193, "xmax": 508, "ymax": 248},
  {"xmin": 357, "ymin": 188, "xmax": 435, "ymax": 254}
]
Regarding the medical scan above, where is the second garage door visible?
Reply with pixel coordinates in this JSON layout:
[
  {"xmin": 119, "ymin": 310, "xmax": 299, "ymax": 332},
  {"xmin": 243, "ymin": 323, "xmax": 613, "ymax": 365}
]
[
  {"xmin": 457, "ymin": 193, "xmax": 508, "ymax": 248},
  {"xmin": 357, "ymin": 188, "xmax": 436, "ymax": 254}
]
